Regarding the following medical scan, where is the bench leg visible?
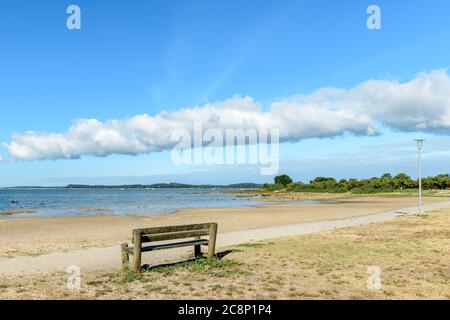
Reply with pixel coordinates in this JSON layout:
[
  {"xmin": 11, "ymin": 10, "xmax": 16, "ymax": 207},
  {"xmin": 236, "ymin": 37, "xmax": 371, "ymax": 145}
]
[
  {"xmin": 194, "ymin": 237, "xmax": 202, "ymax": 257},
  {"xmin": 121, "ymin": 243, "xmax": 130, "ymax": 270},
  {"xmin": 133, "ymin": 230, "xmax": 142, "ymax": 274},
  {"xmin": 208, "ymin": 223, "xmax": 218, "ymax": 259}
]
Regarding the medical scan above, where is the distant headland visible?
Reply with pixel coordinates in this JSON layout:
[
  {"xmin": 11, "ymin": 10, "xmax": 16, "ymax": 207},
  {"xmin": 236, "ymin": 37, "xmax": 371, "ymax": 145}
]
[{"xmin": 3, "ymin": 183, "xmax": 262, "ymax": 189}]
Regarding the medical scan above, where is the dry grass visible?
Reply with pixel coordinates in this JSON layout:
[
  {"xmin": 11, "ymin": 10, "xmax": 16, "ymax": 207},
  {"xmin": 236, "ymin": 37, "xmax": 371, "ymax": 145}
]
[{"xmin": 1, "ymin": 208, "xmax": 449, "ymax": 300}]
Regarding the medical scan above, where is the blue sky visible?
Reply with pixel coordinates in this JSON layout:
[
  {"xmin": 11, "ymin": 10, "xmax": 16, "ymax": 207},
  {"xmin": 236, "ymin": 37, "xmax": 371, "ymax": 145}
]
[{"xmin": 1, "ymin": 0, "xmax": 450, "ymax": 186}]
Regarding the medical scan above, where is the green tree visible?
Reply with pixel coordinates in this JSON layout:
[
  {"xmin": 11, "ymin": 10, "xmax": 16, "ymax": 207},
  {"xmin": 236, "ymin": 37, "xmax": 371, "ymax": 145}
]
[
  {"xmin": 392, "ymin": 173, "xmax": 415, "ymax": 190},
  {"xmin": 274, "ymin": 174, "xmax": 293, "ymax": 186},
  {"xmin": 312, "ymin": 177, "xmax": 337, "ymax": 183}
]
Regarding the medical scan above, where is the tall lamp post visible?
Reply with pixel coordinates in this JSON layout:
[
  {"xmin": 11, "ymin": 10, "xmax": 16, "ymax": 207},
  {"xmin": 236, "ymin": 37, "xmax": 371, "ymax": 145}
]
[{"xmin": 414, "ymin": 138, "xmax": 425, "ymax": 215}]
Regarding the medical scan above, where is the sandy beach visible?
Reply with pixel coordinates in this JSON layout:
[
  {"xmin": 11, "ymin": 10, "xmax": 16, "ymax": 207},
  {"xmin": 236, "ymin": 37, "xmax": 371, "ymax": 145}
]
[
  {"xmin": 1, "ymin": 197, "xmax": 450, "ymax": 299},
  {"xmin": 1, "ymin": 193, "xmax": 449, "ymax": 258}
]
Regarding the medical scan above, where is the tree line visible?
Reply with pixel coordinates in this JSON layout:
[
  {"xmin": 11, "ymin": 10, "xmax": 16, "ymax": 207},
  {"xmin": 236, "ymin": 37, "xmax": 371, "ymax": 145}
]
[
  {"xmin": 263, "ymin": 173, "xmax": 450, "ymax": 194},
  {"xmin": 66, "ymin": 183, "xmax": 262, "ymax": 189}
]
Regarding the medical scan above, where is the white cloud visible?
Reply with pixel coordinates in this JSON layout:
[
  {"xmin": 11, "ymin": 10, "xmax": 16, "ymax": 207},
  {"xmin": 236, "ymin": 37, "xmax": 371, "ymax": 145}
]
[
  {"xmin": 5, "ymin": 70, "xmax": 450, "ymax": 161},
  {"xmin": 353, "ymin": 69, "xmax": 450, "ymax": 132}
]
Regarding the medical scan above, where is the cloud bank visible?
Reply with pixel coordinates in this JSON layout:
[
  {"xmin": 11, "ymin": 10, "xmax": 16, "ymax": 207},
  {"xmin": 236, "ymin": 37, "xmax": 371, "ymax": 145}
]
[{"xmin": 4, "ymin": 70, "xmax": 450, "ymax": 161}]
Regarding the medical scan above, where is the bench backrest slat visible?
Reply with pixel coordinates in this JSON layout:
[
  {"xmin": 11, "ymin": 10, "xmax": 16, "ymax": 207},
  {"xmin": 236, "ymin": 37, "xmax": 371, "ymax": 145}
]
[
  {"xmin": 136, "ymin": 223, "xmax": 212, "ymax": 235},
  {"xmin": 132, "ymin": 223, "xmax": 216, "ymax": 244},
  {"xmin": 141, "ymin": 229, "xmax": 210, "ymax": 242}
]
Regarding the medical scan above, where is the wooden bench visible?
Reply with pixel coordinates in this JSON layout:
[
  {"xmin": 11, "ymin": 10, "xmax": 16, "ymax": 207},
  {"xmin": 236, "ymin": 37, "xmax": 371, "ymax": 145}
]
[{"xmin": 121, "ymin": 222, "xmax": 218, "ymax": 273}]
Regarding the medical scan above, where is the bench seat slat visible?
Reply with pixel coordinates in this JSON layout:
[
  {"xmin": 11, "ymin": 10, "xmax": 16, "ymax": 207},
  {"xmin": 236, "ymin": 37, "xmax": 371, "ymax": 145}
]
[{"xmin": 125, "ymin": 239, "xmax": 209, "ymax": 254}]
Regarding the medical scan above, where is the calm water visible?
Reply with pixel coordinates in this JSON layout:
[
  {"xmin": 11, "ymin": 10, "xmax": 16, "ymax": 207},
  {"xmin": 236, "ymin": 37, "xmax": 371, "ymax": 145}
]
[
  {"xmin": 0, "ymin": 188, "xmax": 274, "ymax": 217},
  {"xmin": 0, "ymin": 188, "xmax": 334, "ymax": 218}
]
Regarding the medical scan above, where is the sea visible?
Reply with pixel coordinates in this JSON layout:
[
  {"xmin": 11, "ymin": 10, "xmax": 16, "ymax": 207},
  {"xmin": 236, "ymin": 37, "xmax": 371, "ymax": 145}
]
[{"xmin": 0, "ymin": 188, "xmax": 333, "ymax": 218}]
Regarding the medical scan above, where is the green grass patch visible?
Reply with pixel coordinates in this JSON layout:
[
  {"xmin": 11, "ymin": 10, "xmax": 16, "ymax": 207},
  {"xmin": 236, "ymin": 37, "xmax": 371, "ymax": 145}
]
[
  {"xmin": 152, "ymin": 257, "xmax": 250, "ymax": 278},
  {"xmin": 233, "ymin": 242, "xmax": 266, "ymax": 249},
  {"xmin": 120, "ymin": 267, "xmax": 142, "ymax": 283}
]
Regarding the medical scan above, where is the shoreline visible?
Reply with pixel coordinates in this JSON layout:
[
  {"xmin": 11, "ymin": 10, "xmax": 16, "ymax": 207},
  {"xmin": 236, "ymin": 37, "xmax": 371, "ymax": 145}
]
[
  {"xmin": 0, "ymin": 191, "xmax": 429, "ymax": 221},
  {"xmin": 0, "ymin": 198, "xmax": 339, "ymax": 219},
  {"xmin": 0, "ymin": 189, "xmax": 450, "ymax": 221},
  {"xmin": 3, "ymin": 190, "xmax": 444, "ymax": 218}
]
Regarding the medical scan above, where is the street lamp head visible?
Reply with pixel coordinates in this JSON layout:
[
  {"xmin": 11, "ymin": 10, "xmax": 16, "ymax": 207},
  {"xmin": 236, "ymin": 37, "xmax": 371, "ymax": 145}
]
[{"xmin": 414, "ymin": 138, "xmax": 425, "ymax": 150}]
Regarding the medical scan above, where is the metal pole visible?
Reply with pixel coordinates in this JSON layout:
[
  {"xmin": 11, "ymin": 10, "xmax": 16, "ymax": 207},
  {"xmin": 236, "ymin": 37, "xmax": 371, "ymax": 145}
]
[
  {"xmin": 414, "ymin": 139, "xmax": 425, "ymax": 215},
  {"xmin": 418, "ymin": 144, "xmax": 422, "ymax": 215}
]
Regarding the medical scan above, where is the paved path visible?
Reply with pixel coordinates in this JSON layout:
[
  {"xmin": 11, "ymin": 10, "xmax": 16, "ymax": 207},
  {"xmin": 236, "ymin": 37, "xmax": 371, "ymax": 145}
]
[{"xmin": 1, "ymin": 200, "xmax": 450, "ymax": 277}]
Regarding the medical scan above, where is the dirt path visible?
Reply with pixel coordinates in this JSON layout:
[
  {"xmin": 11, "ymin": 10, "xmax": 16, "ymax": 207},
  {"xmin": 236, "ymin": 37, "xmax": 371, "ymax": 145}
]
[{"xmin": 1, "ymin": 200, "xmax": 450, "ymax": 277}]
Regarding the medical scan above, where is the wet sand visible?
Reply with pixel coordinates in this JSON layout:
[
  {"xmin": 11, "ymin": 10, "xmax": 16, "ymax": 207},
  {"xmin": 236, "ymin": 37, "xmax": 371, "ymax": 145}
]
[{"xmin": 1, "ymin": 194, "xmax": 449, "ymax": 257}]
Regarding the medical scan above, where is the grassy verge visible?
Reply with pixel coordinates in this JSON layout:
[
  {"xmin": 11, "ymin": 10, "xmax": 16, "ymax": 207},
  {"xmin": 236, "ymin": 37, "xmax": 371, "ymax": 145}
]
[{"xmin": 1, "ymin": 208, "xmax": 449, "ymax": 299}]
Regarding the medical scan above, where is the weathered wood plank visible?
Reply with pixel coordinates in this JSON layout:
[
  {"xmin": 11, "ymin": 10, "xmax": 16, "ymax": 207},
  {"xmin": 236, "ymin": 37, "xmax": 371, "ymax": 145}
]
[
  {"xmin": 141, "ymin": 239, "xmax": 209, "ymax": 252},
  {"xmin": 133, "ymin": 230, "xmax": 142, "ymax": 273},
  {"xmin": 140, "ymin": 229, "xmax": 210, "ymax": 243},
  {"xmin": 121, "ymin": 243, "xmax": 129, "ymax": 270},
  {"xmin": 135, "ymin": 223, "xmax": 213, "ymax": 235},
  {"xmin": 208, "ymin": 223, "xmax": 218, "ymax": 259},
  {"xmin": 125, "ymin": 239, "xmax": 209, "ymax": 253}
]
